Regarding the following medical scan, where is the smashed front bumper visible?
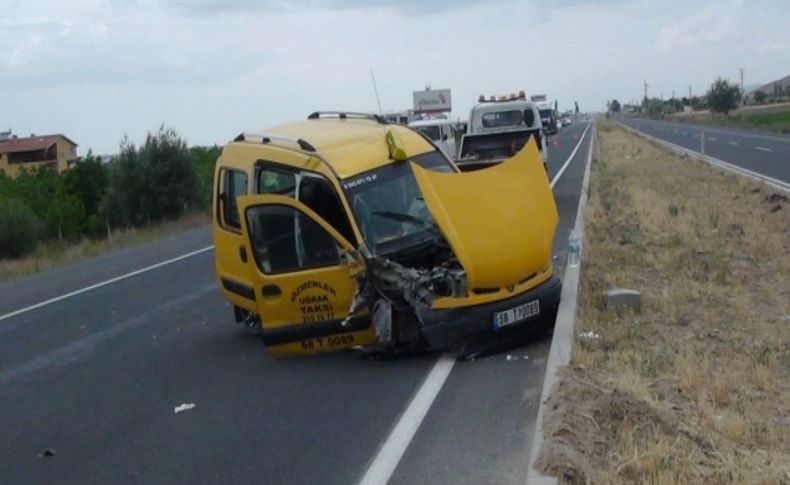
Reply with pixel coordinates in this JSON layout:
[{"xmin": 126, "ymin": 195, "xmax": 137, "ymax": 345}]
[{"xmin": 418, "ymin": 274, "xmax": 562, "ymax": 352}]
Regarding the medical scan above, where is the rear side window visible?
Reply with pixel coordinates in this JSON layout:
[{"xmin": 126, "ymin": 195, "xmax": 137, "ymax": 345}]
[{"xmin": 218, "ymin": 168, "xmax": 248, "ymax": 230}]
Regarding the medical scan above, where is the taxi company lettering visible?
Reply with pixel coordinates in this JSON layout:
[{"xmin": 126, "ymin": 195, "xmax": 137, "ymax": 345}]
[
  {"xmin": 290, "ymin": 280, "xmax": 337, "ymax": 301},
  {"xmin": 291, "ymin": 280, "xmax": 338, "ymax": 323}
]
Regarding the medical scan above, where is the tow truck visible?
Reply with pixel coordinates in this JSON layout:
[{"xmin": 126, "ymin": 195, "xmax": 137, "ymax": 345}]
[{"xmin": 456, "ymin": 92, "xmax": 548, "ymax": 172}]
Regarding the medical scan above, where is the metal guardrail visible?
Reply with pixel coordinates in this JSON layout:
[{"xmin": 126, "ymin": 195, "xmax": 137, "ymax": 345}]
[{"xmin": 616, "ymin": 120, "xmax": 790, "ymax": 194}]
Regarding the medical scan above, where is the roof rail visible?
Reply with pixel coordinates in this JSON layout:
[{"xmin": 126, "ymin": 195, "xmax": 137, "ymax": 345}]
[
  {"xmin": 233, "ymin": 132, "xmax": 316, "ymax": 152},
  {"xmin": 307, "ymin": 111, "xmax": 388, "ymax": 124}
]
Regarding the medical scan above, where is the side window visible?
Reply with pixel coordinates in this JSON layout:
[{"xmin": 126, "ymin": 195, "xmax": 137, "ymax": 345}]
[
  {"xmin": 258, "ymin": 167, "xmax": 296, "ymax": 196},
  {"xmin": 298, "ymin": 176, "xmax": 356, "ymax": 244},
  {"xmin": 219, "ymin": 168, "xmax": 248, "ymax": 230},
  {"xmin": 246, "ymin": 205, "xmax": 341, "ymax": 274}
]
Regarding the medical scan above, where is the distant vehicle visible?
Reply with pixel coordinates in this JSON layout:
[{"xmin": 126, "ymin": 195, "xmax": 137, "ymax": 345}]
[
  {"xmin": 456, "ymin": 92, "xmax": 548, "ymax": 172},
  {"xmin": 537, "ymin": 103, "xmax": 558, "ymax": 136},
  {"xmin": 560, "ymin": 117, "xmax": 571, "ymax": 127},
  {"xmin": 211, "ymin": 111, "xmax": 561, "ymax": 357},
  {"xmin": 409, "ymin": 119, "xmax": 458, "ymax": 159}
]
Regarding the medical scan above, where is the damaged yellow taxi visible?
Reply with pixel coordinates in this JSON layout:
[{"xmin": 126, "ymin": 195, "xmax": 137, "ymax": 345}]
[{"xmin": 212, "ymin": 111, "xmax": 561, "ymax": 356}]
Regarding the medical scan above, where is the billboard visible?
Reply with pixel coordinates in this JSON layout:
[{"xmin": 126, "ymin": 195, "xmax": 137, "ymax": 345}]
[{"xmin": 413, "ymin": 89, "xmax": 451, "ymax": 113}]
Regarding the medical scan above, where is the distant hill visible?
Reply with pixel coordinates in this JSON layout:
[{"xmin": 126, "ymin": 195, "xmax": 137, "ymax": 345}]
[{"xmin": 752, "ymin": 74, "xmax": 790, "ymax": 95}]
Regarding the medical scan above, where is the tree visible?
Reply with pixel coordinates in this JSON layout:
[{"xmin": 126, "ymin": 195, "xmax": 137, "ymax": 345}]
[
  {"xmin": 191, "ymin": 145, "xmax": 221, "ymax": 210},
  {"xmin": 62, "ymin": 150, "xmax": 109, "ymax": 217},
  {"xmin": 753, "ymin": 91, "xmax": 768, "ymax": 104},
  {"xmin": 0, "ymin": 198, "xmax": 41, "ymax": 258},
  {"xmin": 707, "ymin": 77, "xmax": 741, "ymax": 115},
  {"xmin": 102, "ymin": 126, "xmax": 199, "ymax": 227},
  {"xmin": 609, "ymin": 99, "xmax": 621, "ymax": 112}
]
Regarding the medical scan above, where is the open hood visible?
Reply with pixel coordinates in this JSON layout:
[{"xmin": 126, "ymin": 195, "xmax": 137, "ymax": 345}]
[{"xmin": 411, "ymin": 138, "xmax": 558, "ymax": 290}]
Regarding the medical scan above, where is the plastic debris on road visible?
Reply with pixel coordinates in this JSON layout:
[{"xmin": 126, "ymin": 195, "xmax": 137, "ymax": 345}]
[
  {"xmin": 506, "ymin": 354, "xmax": 529, "ymax": 362},
  {"xmin": 578, "ymin": 331, "xmax": 600, "ymax": 340},
  {"xmin": 174, "ymin": 403, "xmax": 196, "ymax": 414}
]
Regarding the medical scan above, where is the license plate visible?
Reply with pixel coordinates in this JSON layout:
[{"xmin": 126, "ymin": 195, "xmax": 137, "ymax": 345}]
[{"xmin": 493, "ymin": 299, "xmax": 540, "ymax": 330}]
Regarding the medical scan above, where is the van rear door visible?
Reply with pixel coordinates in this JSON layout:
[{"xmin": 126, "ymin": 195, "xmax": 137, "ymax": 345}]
[{"xmin": 237, "ymin": 194, "xmax": 377, "ymax": 356}]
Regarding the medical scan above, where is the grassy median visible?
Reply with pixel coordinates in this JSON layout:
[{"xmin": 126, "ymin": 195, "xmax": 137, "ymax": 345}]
[
  {"xmin": 0, "ymin": 212, "xmax": 209, "ymax": 283},
  {"xmin": 536, "ymin": 120, "xmax": 789, "ymax": 483}
]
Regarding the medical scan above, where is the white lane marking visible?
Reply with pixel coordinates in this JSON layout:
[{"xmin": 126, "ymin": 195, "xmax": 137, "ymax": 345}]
[
  {"xmin": 756, "ymin": 146, "xmax": 773, "ymax": 152},
  {"xmin": 358, "ymin": 354, "xmax": 456, "ymax": 485},
  {"xmin": 728, "ymin": 141, "xmax": 739, "ymax": 146},
  {"xmin": 0, "ymin": 246, "xmax": 214, "ymax": 322},
  {"xmin": 550, "ymin": 121, "xmax": 592, "ymax": 189},
  {"xmin": 709, "ymin": 137, "xmax": 717, "ymax": 142},
  {"xmin": 359, "ymin": 125, "xmax": 591, "ymax": 485}
]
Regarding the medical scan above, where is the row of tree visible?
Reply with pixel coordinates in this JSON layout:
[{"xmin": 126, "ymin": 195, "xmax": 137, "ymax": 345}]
[
  {"xmin": 608, "ymin": 77, "xmax": 745, "ymax": 116},
  {"xmin": 0, "ymin": 126, "xmax": 219, "ymax": 259}
]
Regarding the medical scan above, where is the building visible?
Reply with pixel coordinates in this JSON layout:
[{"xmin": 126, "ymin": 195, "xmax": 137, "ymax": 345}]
[{"xmin": 0, "ymin": 133, "xmax": 78, "ymax": 177}]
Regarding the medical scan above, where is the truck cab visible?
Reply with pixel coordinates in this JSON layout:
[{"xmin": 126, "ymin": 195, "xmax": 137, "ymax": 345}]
[
  {"xmin": 457, "ymin": 93, "xmax": 548, "ymax": 171},
  {"xmin": 408, "ymin": 119, "xmax": 458, "ymax": 160}
]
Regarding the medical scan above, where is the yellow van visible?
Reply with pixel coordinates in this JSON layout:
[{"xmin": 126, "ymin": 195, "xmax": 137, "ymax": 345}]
[{"xmin": 212, "ymin": 112, "xmax": 561, "ymax": 357}]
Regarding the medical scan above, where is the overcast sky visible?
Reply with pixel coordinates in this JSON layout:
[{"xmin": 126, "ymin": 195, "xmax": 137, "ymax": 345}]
[{"xmin": 2, "ymin": 0, "xmax": 788, "ymax": 154}]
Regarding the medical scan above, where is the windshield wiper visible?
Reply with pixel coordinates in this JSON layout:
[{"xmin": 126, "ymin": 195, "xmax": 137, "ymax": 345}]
[{"xmin": 372, "ymin": 211, "xmax": 436, "ymax": 228}]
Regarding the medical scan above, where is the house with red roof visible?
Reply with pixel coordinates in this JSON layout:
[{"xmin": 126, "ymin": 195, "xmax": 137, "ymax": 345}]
[{"xmin": 0, "ymin": 132, "xmax": 78, "ymax": 177}]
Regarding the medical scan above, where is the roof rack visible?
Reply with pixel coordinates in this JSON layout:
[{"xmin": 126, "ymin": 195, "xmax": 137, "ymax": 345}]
[
  {"xmin": 233, "ymin": 132, "xmax": 316, "ymax": 152},
  {"xmin": 307, "ymin": 111, "xmax": 388, "ymax": 124}
]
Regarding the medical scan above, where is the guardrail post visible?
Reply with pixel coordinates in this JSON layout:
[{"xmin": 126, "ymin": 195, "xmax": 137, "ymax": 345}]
[{"xmin": 700, "ymin": 131, "xmax": 705, "ymax": 156}]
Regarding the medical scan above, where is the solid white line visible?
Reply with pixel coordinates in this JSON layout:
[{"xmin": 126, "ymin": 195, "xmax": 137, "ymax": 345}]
[
  {"xmin": 550, "ymin": 122, "xmax": 592, "ymax": 189},
  {"xmin": 358, "ymin": 122, "xmax": 592, "ymax": 485},
  {"xmin": 728, "ymin": 141, "xmax": 739, "ymax": 146},
  {"xmin": 756, "ymin": 146, "xmax": 773, "ymax": 152},
  {"xmin": 358, "ymin": 354, "xmax": 456, "ymax": 485},
  {"xmin": 0, "ymin": 246, "xmax": 215, "ymax": 322}
]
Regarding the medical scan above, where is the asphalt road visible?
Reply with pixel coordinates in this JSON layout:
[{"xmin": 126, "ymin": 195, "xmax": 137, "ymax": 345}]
[
  {"xmin": 0, "ymin": 121, "xmax": 591, "ymax": 485},
  {"xmin": 618, "ymin": 116, "xmax": 790, "ymax": 184}
]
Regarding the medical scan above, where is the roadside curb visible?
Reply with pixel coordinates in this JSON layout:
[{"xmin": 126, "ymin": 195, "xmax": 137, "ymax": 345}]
[
  {"xmin": 526, "ymin": 121, "xmax": 597, "ymax": 484},
  {"xmin": 615, "ymin": 120, "xmax": 790, "ymax": 194}
]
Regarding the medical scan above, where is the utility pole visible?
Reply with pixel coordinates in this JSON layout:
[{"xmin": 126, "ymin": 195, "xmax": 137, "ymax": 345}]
[{"xmin": 739, "ymin": 67, "xmax": 745, "ymax": 102}]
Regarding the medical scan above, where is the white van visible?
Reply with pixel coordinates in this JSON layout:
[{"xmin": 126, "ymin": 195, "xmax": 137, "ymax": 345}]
[{"xmin": 409, "ymin": 119, "xmax": 458, "ymax": 159}]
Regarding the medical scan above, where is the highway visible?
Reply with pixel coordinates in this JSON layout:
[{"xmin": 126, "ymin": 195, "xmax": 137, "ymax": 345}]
[
  {"xmin": 0, "ymin": 121, "xmax": 591, "ymax": 485},
  {"xmin": 618, "ymin": 117, "xmax": 790, "ymax": 185}
]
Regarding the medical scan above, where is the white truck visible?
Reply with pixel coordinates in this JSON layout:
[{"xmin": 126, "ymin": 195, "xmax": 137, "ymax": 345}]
[
  {"xmin": 408, "ymin": 119, "xmax": 459, "ymax": 160},
  {"xmin": 455, "ymin": 93, "xmax": 548, "ymax": 171}
]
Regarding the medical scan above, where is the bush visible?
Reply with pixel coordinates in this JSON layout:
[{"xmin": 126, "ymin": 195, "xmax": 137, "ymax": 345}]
[
  {"xmin": 102, "ymin": 126, "xmax": 199, "ymax": 227},
  {"xmin": 0, "ymin": 198, "xmax": 42, "ymax": 258}
]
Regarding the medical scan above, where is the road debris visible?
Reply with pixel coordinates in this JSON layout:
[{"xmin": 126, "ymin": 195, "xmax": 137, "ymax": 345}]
[
  {"xmin": 39, "ymin": 448, "xmax": 55, "ymax": 458},
  {"xmin": 578, "ymin": 331, "xmax": 600, "ymax": 340},
  {"xmin": 174, "ymin": 403, "xmax": 196, "ymax": 414},
  {"xmin": 604, "ymin": 288, "xmax": 642, "ymax": 313}
]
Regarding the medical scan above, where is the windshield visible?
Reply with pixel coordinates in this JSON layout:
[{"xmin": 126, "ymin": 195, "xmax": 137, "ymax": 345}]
[
  {"xmin": 539, "ymin": 109, "xmax": 554, "ymax": 120},
  {"xmin": 341, "ymin": 150, "xmax": 453, "ymax": 254},
  {"xmin": 415, "ymin": 125, "xmax": 441, "ymax": 141}
]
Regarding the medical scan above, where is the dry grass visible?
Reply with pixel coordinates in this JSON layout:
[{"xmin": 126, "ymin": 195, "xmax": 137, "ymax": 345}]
[
  {"xmin": 536, "ymin": 120, "xmax": 790, "ymax": 484},
  {"xmin": 0, "ymin": 212, "xmax": 210, "ymax": 282}
]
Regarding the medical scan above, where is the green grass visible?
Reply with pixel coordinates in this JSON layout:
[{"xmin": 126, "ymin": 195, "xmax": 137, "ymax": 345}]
[{"xmin": 689, "ymin": 110, "xmax": 790, "ymax": 133}]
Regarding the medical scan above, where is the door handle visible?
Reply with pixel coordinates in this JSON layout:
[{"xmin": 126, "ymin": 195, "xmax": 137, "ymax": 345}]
[
  {"xmin": 239, "ymin": 246, "xmax": 247, "ymax": 263},
  {"xmin": 261, "ymin": 285, "xmax": 282, "ymax": 299}
]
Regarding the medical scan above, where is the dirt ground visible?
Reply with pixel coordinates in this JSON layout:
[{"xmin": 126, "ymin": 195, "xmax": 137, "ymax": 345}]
[{"xmin": 535, "ymin": 121, "xmax": 790, "ymax": 483}]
